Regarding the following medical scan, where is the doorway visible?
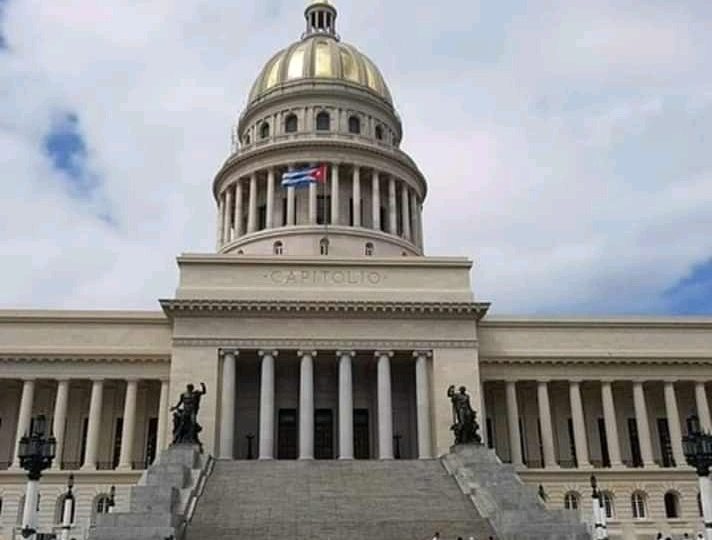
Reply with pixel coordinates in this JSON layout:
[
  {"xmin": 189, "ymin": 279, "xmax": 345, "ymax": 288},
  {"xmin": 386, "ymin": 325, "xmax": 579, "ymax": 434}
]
[
  {"xmin": 315, "ymin": 409, "xmax": 334, "ymax": 459},
  {"xmin": 354, "ymin": 409, "xmax": 370, "ymax": 459},
  {"xmin": 278, "ymin": 409, "xmax": 298, "ymax": 459}
]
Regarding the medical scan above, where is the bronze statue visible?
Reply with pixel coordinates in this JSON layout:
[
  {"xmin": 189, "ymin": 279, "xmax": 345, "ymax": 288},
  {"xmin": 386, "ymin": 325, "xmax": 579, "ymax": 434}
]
[
  {"xmin": 448, "ymin": 385, "xmax": 481, "ymax": 445},
  {"xmin": 171, "ymin": 382, "xmax": 207, "ymax": 450}
]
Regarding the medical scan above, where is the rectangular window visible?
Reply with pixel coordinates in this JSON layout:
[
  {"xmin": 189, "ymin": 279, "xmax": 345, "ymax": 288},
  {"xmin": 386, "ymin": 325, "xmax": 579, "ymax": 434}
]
[
  {"xmin": 567, "ymin": 418, "xmax": 577, "ymax": 468},
  {"xmin": 657, "ymin": 418, "xmax": 674, "ymax": 467},
  {"xmin": 519, "ymin": 418, "xmax": 528, "ymax": 465},
  {"xmin": 281, "ymin": 197, "xmax": 288, "ymax": 226},
  {"xmin": 597, "ymin": 417, "xmax": 611, "ymax": 467},
  {"xmin": 486, "ymin": 418, "xmax": 494, "ymax": 449},
  {"xmin": 536, "ymin": 419, "xmax": 544, "ymax": 468},
  {"xmin": 628, "ymin": 418, "xmax": 643, "ymax": 468},
  {"xmin": 380, "ymin": 206, "xmax": 387, "ymax": 232},
  {"xmin": 80, "ymin": 418, "xmax": 89, "ymax": 467},
  {"xmin": 317, "ymin": 195, "xmax": 331, "ymax": 225},
  {"xmin": 258, "ymin": 204, "xmax": 267, "ymax": 230},
  {"xmin": 112, "ymin": 418, "xmax": 123, "ymax": 469}
]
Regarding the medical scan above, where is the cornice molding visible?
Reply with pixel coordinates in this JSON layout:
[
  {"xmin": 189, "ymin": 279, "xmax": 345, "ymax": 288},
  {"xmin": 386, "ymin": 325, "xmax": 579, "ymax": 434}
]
[
  {"xmin": 480, "ymin": 352, "xmax": 712, "ymax": 366},
  {"xmin": 0, "ymin": 353, "xmax": 170, "ymax": 364},
  {"xmin": 161, "ymin": 299, "xmax": 490, "ymax": 320},
  {"xmin": 481, "ymin": 316, "xmax": 712, "ymax": 329},
  {"xmin": 0, "ymin": 310, "xmax": 168, "ymax": 325},
  {"xmin": 171, "ymin": 338, "xmax": 478, "ymax": 350}
]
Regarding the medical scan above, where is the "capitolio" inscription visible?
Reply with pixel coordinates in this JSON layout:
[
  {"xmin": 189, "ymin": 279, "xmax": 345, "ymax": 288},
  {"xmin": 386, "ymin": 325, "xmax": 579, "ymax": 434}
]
[{"xmin": 268, "ymin": 269, "xmax": 384, "ymax": 286}]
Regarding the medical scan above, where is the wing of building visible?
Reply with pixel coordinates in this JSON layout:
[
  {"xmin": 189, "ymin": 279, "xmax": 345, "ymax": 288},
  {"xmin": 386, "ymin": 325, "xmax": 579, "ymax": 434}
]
[{"xmin": 1, "ymin": 2, "xmax": 711, "ymax": 539}]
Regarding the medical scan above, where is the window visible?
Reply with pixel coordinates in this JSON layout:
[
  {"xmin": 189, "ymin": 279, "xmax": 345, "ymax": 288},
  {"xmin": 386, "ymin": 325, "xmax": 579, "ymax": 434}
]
[
  {"xmin": 55, "ymin": 494, "xmax": 75, "ymax": 524},
  {"xmin": 112, "ymin": 417, "xmax": 123, "ymax": 469},
  {"xmin": 628, "ymin": 418, "xmax": 643, "ymax": 468},
  {"xmin": 260, "ymin": 122, "xmax": 270, "ymax": 139},
  {"xmin": 348, "ymin": 116, "xmax": 361, "ymax": 134},
  {"xmin": 285, "ymin": 114, "xmax": 298, "ymax": 133},
  {"xmin": 375, "ymin": 125, "xmax": 384, "ymax": 140},
  {"xmin": 273, "ymin": 241, "xmax": 284, "ymax": 255},
  {"xmin": 601, "ymin": 491, "xmax": 615, "ymax": 519},
  {"xmin": 564, "ymin": 492, "xmax": 580, "ymax": 512},
  {"xmin": 316, "ymin": 195, "xmax": 331, "ymax": 225},
  {"xmin": 658, "ymin": 418, "xmax": 675, "ymax": 467},
  {"xmin": 145, "ymin": 417, "xmax": 158, "ymax": 467},
  {"xmin": 244, "ymin": 133, "xmax": 251, "ymax": 145},
  {"xmin": 631, "ymin": 491, "xmax": 647, "ymax": 519},
  {"xmin": 597, "ymin": 418, "xmax": 611, "ymax": 468},
  {"xmin": 365, "ymin": 242, "xmax": 374, "ymax": 256},
  {"xmin": 664, "ymin": 491, "xmax": 680, "ymax": 519},
  {"xmin": 567, "ymin": 418, "xmax": 577, "ymax": 468},
  {"xmin": 319, "ymin": 238, "xmax": 329, "ymax": 256},
  {"xmin": 95, "ymin": 495, "xmax": 112, "ymax": 515},
  {"xmin": 316, "ymin": 111, "xmax": 330, "ymax": 131}
]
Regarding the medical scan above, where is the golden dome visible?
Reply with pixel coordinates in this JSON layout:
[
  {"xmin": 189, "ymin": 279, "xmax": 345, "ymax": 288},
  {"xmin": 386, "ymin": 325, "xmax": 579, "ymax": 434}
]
[{"xmin": 248, "ymin": 37, "xmax": 393, "ymax": 106}]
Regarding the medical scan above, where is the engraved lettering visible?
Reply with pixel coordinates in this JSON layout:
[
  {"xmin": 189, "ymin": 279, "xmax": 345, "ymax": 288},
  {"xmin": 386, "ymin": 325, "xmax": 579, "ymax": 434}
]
[{"xmin": 268, "ymin": 268, "xmax": 384, "ymax": 287}]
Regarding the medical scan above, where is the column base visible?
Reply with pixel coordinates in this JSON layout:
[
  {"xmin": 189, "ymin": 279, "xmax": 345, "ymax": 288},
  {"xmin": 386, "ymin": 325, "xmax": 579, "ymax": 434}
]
[
  {"xmin": 642, "ymin": 461, "xmax": 660, "ymax": 468},
  {"xmin": 258, "ymin": 456, "xmax": 274, "ymax": 461},
  {"xmin": 116, "ymin": 464, "xmax": 133, "ymax": 471},
  {"xmin": 80, "ymin": 464, "xmax": 97, "ymax": 472},
  {"xmin": 338, "ymin": 456, "xmax": 354, "ymax": 460},
  {"xmin": 298, "ymin": 456, "xmax": 314, "ymax": 460}
]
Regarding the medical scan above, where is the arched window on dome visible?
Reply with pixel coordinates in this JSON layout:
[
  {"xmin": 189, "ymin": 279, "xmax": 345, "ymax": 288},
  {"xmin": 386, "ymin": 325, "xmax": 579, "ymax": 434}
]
[
  {"xmin": 260, "ymin": 122, "xmax": 270, "ymax": 140},
  {"xmin": 320, "ymin": 238, "xmax": 329, "ymax": 256},
  {"xmin": 563, "ymin": 492, "xmax": 580, "ymax": 513},
  {"xmin": 316, "ymin": 111, "xmax": 331, "ymax": 131},
  {"xmin": 273, "ymin": 241, "xmax": 284, "ymax": 256},
  {"xmin": 365, "ymin": 242, "xmax": 374, "ymax": 256},
  {"xmin": 348, "ymin": 116, "xmax": 361, "ymax": 134},
  {"xmin": 285, "ymin": 114, "xmax": 298, "ymax": 133},
  {"xmin": 244, "ymin": 133, "xmax": 251, "ymax": 145},
  {"xmin": 631, "ymin": 491, "xmax": 647, "ymax": 519},
  {"xmin": 375, "ymin": 125, "xmax": 384, "ymax": 141},
  {"xmin": 664, "ymin": 491, "xmax": 681, "ymax": 519}
]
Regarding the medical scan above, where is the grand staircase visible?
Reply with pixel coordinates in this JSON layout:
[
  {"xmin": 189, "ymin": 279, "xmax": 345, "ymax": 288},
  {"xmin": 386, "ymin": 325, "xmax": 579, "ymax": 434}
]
[{"xmin": 186, "ymin": 459, "xmax": 496, "ymax": 540}]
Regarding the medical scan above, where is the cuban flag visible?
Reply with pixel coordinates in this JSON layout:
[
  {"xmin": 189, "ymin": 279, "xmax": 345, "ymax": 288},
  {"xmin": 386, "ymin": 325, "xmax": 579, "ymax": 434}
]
[{"xmin": 281, "ymin": 164, "xmax": 327, "ymax": 188}]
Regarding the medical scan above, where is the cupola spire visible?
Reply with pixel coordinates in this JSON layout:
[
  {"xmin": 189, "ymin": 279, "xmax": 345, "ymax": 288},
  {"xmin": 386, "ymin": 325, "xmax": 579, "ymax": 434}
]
[{"xmin": 303, "ymin": 0, "xmax": 339, "ymax": 40}]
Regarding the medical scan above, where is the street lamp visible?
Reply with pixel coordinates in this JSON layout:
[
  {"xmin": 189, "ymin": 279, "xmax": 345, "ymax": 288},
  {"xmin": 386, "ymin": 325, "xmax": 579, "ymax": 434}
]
[
  {"xmin": 59, "ymin": 474, "xmax": 75, "ymax": 540},
  {"xmin": 590, "ymin": 475, "xmax": 608, "ymax": 540},
  {"xmin": 18, "ymin": 415, "xmax": 56, "ymax": 539},
  {"xmin": 682, "ymin": 415, "xmax": 712, "ymax": 540}
]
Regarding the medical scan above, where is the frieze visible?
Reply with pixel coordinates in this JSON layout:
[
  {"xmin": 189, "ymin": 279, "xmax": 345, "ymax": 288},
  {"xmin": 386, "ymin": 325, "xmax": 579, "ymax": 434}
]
[{"xmin": 171, "ymin": 338, "xmax": 479, "ymax": 350}]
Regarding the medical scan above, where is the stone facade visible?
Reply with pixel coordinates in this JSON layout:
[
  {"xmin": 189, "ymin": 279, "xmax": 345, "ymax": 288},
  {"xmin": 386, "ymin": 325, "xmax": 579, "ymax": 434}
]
[{"xmin": 0, "ymin": 3, "xmax": 710, "ymax": 540}]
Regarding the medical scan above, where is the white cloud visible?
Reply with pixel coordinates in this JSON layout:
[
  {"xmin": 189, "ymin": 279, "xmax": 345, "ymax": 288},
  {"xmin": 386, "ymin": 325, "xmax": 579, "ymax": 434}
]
[{"xmin": 0, "ymin": 0, "xmax": 711, "ymax": 314}]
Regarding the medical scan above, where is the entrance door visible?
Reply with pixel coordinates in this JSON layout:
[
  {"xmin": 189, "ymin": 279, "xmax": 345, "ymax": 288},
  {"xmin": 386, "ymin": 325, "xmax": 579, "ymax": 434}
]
[
  {"xmin": 315, "ymin": 409, "xmax": 334, "ymax": 459},
  {"xmin": 278, "ymin": 409, "xmax": 298, "ymax": 459},
  {"xmin": 353, "ymin": 409, "xmax": 370, "ymax": 459}
]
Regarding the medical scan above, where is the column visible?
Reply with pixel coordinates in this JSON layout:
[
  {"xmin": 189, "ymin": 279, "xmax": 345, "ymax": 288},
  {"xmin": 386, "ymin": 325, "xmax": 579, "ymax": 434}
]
[
  {"xmin": 220, "ymin": 350, "xmax": 238, "ymax": 459},
  {"xmin": 51, "ymin": 379, "xmax": 70, "ymax": 470},
  {"xmin": 696, "ymin": 382, "xmax": 712, "ymax": 432},
  {"xmin": 331, "ymin": 164, "xmax": 340, "ymax": 225},
  {"xmin": 82, "ymin": 379, "xmax": 104, "ymax": 470},
  {"xmin": 216, "ymin": 196, "xmax": 224, "ymax": 249},
  {"xmin": 266, "ymin": 169, "xmax": 275, "ymax": 229},
  {"xmin": 505, "ymin": 381, "xmax": 523, "ymax": 466},
  {"xmin": 376, "ymin": 351, "xmax": 394, "ymax": 459},
  {"xmin": 401, "ymin": 182, "xmax": 411, "ymax": 240},
  {"xmin": 156, "ymin": 379, "xmax": 170, "ymax": 453},
  {"xmin": 13, "ymin": 379, "xmax": 35, "ymax": 467},
  {"xmin": 663, "ymin": 381, "xmax": 685, "ymax": 467},
  {"xmin": 409, "ymin": 191, "xmax": 419, "ymax": 245},
  {"xmin": 352, "ymin": 166, "xmax": 361, "ymax": 227},
  {"xmin": 247, "ymin": 173, "xmax": 258, "ymax": 233},
  {"xmin": 338, "ymin": 351, "xmax": 355, "ymax": 459},
  {"xmin": 417, "ymin": 202, "xmax": 425, "ymax": 250},
  {"xmin": 309, "ymin": 182, "xmax": 317, "ymax": 224},
  {"xmin": 537, "ymin": 381, "xmax": 558, "ymax": 468},
  {"xmin": 299, "ymin": 350, "xmax": 316, "ymax": 459},
  {"xmin": 600, "ymin": 381, "xmax": 623, "ymax": 467},
  {"xmin": 414, "ymin": 351, "xmax": 433, "ymax": 459},
  {"xmin": 388, "ymin": 177, "xmax": 397, "ymax": 234},
  {"xmin": 632, "ymin": 381, "xmax": 655, "ymax": 467},
  {"xmin": 287, "ymin": 186, "xmax": 296, "ymax": 226},
  {"xmin": 234, "ymin": 180, "xmax": 244, "ymax": 237},
  {"xmin": 568, "ymin": 381, "xmax": 590, "ymax": 468},
  {"xmin": 222, "ymin": 186, "xmax": 233, "ymax": 243},
  {"xmin": 259, "ymin": 350, "xmax": 277, "ymax": 460},
  {"xmin": 118, "ymin": 379, "xmax": 138, "ymax": 470},
  {"xmin": 371, "ymin": 170, "xmax": 381, "ymax": 231}
]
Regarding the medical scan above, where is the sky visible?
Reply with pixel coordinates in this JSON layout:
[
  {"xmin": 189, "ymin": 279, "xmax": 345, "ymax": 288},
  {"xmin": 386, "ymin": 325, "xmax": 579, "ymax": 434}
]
[{"xmin": 0, "ymin": 0, "xmax": 711, "ymax": 315}]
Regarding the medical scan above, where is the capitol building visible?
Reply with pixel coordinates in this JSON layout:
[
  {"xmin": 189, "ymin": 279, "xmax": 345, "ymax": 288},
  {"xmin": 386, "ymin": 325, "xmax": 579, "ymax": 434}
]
[{"xmin": 1, "ymin": 2, "xmax": 711, "ymax": 539}]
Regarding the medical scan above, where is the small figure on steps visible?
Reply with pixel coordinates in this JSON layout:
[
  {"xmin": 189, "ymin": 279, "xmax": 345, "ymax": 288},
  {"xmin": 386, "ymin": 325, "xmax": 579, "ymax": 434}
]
[
  {"xmin": 448, "ymin": 385, "xmax": 482, "ymax": 445},
  {"xmin": 171, "ymin": 382, "xmax": 207, "ymax": 450}
]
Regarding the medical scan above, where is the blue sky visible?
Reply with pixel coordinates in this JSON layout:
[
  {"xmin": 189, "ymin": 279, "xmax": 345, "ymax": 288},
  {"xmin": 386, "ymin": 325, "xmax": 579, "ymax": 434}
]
[{"xmin": 0, "ymin": 0, "xmax": 711, "ymax": 314}]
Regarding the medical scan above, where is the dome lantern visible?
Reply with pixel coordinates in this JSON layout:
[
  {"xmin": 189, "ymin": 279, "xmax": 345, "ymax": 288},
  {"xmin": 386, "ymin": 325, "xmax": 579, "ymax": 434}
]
[{"xmin": 303, "ymin": 0, "xmax": 339, "ymax": 40}]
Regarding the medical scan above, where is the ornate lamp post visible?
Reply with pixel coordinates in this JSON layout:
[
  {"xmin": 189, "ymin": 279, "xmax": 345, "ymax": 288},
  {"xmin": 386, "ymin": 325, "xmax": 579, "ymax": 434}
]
[
  {"xmin": 18, "ymin": 415, "xmax": 56, "ymax": 539},
  {"xmin": 59, "ymin": 474, "xmax": 75, "ymax": 540},
  {"xmin": 682, "ymin": 415, "xmax": 712, "ymax": 540},
  {"xmin": 590, "ymin": 475, "xmax": 608, "ymax": 540}
]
